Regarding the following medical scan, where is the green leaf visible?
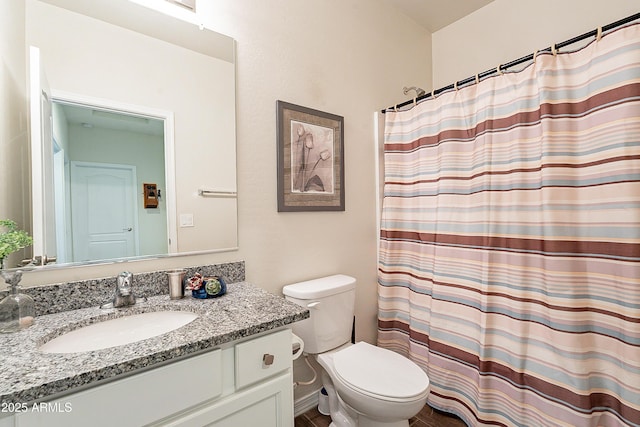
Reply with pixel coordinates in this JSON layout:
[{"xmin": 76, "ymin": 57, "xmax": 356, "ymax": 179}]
[{"xmin": 0, "ymin": 220, "xmax": 33, "ymax": 261}]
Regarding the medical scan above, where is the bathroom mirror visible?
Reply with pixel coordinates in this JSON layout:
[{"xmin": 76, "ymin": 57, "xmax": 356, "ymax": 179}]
[{"xmin": 18, "ymin": 0, "xmax": 238, "ymax": 268}]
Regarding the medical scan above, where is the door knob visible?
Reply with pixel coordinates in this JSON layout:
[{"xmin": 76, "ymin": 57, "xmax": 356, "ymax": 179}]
[{"xmin": 123, "ymin": 227, "xmax": 132, "ymax": 232}]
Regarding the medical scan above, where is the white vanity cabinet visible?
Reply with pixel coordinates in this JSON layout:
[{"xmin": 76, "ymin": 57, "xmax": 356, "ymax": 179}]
[
  {"xmin": 153, "ymin": 328, "xmax": 294, "ymax": 427},
  {"xmin": 13, "ymin": 329, "xmax": 294, "ymax": 427}
]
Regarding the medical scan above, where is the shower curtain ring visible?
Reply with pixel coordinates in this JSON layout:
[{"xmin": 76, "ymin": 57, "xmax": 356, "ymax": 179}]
[
  {"xmin": 475, "ymin": 74, "xmax": 480, "ymax": 85},
  {"xmin": 596, "ymin": 26, "xmax": 603, "ymax": 41},
  {"xmin": 552, "ymin": 44, "xmax": 558, "ymax": 56},
  {"xmin": 533, "ymin": 49, "xmax": 538, "ymax": 63},
  {"xmin": 454, "ymin": 81, "xmax": 458, "ymax": 91}
]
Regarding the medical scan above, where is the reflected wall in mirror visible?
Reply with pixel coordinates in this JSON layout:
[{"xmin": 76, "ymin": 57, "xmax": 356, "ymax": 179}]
[
  {"xmin": 51, "ymin": 101, "xmax": 169, "ymax": 264},
  {"xmin": 18, "ymin": 0, "xmax": 238, "ymax": 269}
]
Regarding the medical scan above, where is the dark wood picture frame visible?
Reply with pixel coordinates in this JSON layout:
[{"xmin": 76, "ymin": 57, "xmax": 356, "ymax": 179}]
[{"xmin": 276, "ymin": 101, "xmax": 344, "ymax": 212}]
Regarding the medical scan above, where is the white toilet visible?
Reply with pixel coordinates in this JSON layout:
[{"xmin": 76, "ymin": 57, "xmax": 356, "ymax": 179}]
[{"xmin": 283, "ymin": 275, "xmax": 430, "ymax": 427}]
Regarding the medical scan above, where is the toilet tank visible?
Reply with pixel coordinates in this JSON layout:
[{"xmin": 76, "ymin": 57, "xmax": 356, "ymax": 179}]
[{"xmin": 283, "ymin": 275, "xmax": 356, "ymax": 354}]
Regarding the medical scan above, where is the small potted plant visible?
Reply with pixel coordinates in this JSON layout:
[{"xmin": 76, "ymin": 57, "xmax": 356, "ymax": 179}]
[{"xmin": 0, "ymin": 220, "xmax": 33, "ymax": 270}]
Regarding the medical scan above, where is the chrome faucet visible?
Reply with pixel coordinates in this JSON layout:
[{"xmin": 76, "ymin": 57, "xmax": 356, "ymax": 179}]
[{"xmin": 113, "ymin": 271, "xmax": 135, "ymax": 308}]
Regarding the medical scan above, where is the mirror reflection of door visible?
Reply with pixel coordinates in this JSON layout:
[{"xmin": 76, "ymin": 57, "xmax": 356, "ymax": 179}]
[
  {"xmin": 71, "ymin": 162, "xmax": 138, "ymax": 262},
  {"xmin": 51, "ymin": 102, "xmax": 168, "ymax": 263}
]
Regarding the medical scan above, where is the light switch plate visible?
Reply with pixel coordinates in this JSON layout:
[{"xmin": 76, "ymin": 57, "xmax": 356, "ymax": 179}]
[{"xmin": 180, "ymin": 213, "xmax": 194, "ymax": 227}]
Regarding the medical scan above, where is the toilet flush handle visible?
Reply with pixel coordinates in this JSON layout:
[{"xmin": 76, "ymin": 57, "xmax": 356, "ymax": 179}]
[{"xmin": 307, "ymin": 301, "xmax": 321, "ymax": 309}]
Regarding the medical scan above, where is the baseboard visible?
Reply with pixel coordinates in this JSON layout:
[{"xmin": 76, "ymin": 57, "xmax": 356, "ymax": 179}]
[{"xmin": 294, "ymin": 387, "xmax": 321, "ymax": 417}]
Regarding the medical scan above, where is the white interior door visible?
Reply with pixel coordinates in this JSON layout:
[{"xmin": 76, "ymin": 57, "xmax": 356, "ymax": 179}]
[
  {"xmin": 29, "ymin": 45, "xmax": 56, "ymax": 263},
  {"xmin": 70, "ymin": 161, "xmax": 139, "ymax": 262}
]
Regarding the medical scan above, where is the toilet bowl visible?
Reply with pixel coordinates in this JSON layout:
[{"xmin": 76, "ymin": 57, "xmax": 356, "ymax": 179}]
[
  {"xmin": 283, "ymin": 275, "xmax": 430, "ymax": 427},
  {"xmin": 318, "ymin": 342, "xmax": 430, "ymax": 427}
]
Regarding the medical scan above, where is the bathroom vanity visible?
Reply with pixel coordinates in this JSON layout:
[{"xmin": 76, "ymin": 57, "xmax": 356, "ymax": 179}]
[{"xmin": 0, "ymin": 280, "xmax": 309, "ymax": 427}]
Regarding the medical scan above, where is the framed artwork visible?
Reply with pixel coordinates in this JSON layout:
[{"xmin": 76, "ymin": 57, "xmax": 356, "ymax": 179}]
[{"xmin": 276, "ymin": 101, "xmax": 344, "ymax": 212}]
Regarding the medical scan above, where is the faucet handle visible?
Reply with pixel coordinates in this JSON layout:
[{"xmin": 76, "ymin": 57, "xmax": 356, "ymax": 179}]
[{"xmin": 116, "ymin": 271, "xmax": 133, "ymax": 295}]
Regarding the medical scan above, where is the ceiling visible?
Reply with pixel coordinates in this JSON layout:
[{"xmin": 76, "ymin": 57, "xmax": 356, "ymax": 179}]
[
  {"xmin": 58, "ymin": 103, "xmax": 164, "ymax": 136},
  {"xmin": 381, "ymin": 0, "xmax": 494, "ymax": 32}
]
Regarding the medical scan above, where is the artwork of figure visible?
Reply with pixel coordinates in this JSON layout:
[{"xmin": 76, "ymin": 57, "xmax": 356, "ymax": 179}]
[{"xmin": 290, "ymin": 121, "xmax": 334, "ymax": 194}]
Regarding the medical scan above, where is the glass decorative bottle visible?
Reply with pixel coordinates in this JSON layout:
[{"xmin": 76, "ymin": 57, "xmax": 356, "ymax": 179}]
[{"xmin": 0, "ymin": 270, "xmax": 35, "ymax": 333}]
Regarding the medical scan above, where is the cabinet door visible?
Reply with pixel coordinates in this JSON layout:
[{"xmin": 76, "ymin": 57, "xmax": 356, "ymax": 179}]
[
  {"xmin": 211, "ymin": 373, "xmax": 293, "ymax": 427},
  {"xmin": 161, "ymin": 372, "xmax": 293, "ymax": 427},
  {"xmin": 16, "ymin": 350, "xmax": 222, "ymax": 427}
]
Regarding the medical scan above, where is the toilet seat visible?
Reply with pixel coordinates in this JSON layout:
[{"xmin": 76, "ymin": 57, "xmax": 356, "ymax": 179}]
[{"xmin": 332, "ymin": 342, "xmax": 429, "ymax": 402}]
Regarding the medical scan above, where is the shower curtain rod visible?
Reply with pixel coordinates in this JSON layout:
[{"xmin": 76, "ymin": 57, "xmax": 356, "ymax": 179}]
[{"xmin": 381, "ymin": 11, "xmax": 640, "ymax": 114}]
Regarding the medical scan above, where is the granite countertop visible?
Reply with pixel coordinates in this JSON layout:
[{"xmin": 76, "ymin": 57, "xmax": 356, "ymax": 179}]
[{"xmin": 0, "ymin": 281, "xmax": 309, "ymax": 405}]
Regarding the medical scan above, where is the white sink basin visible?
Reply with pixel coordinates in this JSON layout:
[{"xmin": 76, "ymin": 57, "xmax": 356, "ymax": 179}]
[{"xmin": 39, "ymin": 311, "xmax": 198, "ymax": 354}]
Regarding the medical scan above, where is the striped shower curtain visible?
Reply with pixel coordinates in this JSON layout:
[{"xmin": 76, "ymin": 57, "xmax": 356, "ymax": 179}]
[{"xmin": 378, "ymin": 23, "xmax": 640, "ymax": 427}]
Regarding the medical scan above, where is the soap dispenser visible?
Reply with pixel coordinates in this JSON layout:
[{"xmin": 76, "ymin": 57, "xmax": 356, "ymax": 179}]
[{"xmin": 0, "ymin": 270, "xmax": 35, "ymax": 333}]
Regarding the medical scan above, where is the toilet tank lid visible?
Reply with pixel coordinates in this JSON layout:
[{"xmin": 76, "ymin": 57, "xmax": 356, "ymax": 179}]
[{"xmin": 283, "ymin": 274, "xmax": 356, "ymax": 299}]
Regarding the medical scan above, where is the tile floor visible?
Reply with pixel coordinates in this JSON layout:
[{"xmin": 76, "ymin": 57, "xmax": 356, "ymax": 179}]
[{"xmin": 294, "ymin": 404, "xmax": 467, "ymax": 427}]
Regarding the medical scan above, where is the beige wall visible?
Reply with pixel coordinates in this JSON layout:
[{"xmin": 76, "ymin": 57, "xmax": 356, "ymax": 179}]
[
  {"xmin": 205, "ymin": 0, "xmax": 431, "ymax": 403},
  {"xmin": 15, "ymin": 0, "xmax": 432, "ymax": 350},
  {"xmin": 204, "ymin": 0, "xmax": 432, "ymax": 345},
  {"xmin": 432, "ymin": 0, "xmax": 639, "ymax": 88},
  {"xmin": 0, "ymin": 1, "xmax": 31, "ymax": 268}
]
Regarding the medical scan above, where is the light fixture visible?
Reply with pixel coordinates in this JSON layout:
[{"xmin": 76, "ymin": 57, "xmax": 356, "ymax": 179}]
[{"xmin": 165, "ymin": 0, "xmax": 196, "ymax": 12}]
